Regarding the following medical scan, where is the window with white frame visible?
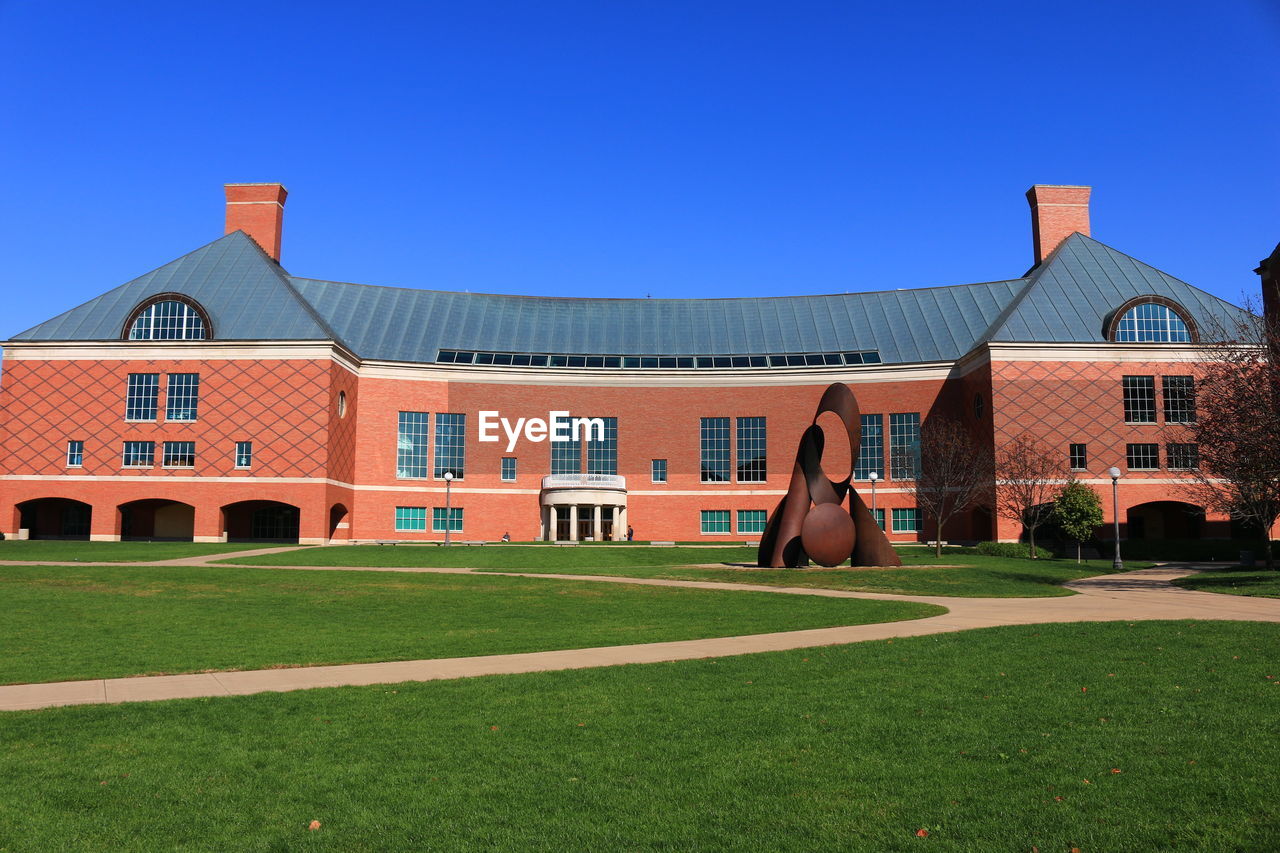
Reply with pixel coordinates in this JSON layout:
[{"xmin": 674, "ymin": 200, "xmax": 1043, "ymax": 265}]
[
  {"xmin": 434, "ymin": 413, "xmax": 466, "ymax": 479},
  {"xmin": 1167, "ymin": 443, "xmax": 1199, "ymax": 470},
  {"xmin": 1113, "ymin": 302, "xmax": 1192, "ymax": 343},
  {"xmin": 1069, "ymin": 443, "xmax": 1087, "ymax": 471},
  {"xmin": 126, "ymin": 299, "xmax": 208, "ymax": 340},
  {"xmin": 892, "ymin": 507, "xmax": 921, "ymax": 533},
  {"xmin": 501, "ymin": 457, "xmax": 517, "ymax": 481},
  {"xmin": 235, "ymin": 441, "xmax": 253, "ymax": 469},
  {"xmin": 395, "ymin": 506, "xmax": 427, "ymax": 531},
  {"xmin": 432, "ymin": 507, "xmax": 463, "ymax": 532},
  {"xmin": 736, "ymin": 509, "xmax": 767, "ymax": 534},
  {"xmin": 889, "ymin": 413, "xmax": 920, "ymax": 480},
  {"xmin": 165, "ymin": 373, "xmax": 200, "ymax": 421},
  {"xmin": 1122, "ymin": 376, "xmax": 1157, "ymax": 424},
  {"xmin": 162, "ymin": 441, "xmax": 196, "ymax": 468},
  {"xmin": 736, "ymin": 417, "xmax": 767, "ymax": 482},
  {"xmin": 397, "ymin": 411, "xmax": 430, "ymax": 478},
  {"xmin": 700, "ymin": 418, "xmax": 731, "ymax": 483},
  {"xmin": 122, "ymin": 441, "xmax": 155, "ymax": 467},
  {"xmin": 66, "ymin": 440, "xmax": 84, "ymax": 467},
  {"xmin": 855, "ymin": 414, "xmax": 883, "ymax": 480},
  {"xmin": 1126, "ymin": 443, "xmax": 1159, "ymax": 470},
  {"xmin": 586, "ymin": 417, "xmax": 618, "ymax": 475},
  {"xmin": 651, "ymin": 459, "xmax": 668, "ymax": 483},
  {"xmin": 700, "ymin": 509, "xmax": 731, "ymax": 534},
  {"xmin": 1163, "ymin": 376, "xmax": 1196, "ymax": 424},
  {"xmin": 125, "ymin": 373, "xmax": 160, "ymax": 421}
]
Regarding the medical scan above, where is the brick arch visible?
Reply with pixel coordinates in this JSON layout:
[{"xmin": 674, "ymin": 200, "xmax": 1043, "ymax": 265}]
[{"xmin": 1103, "ymin": 295, "xmax": 1198, "ymax": 343}]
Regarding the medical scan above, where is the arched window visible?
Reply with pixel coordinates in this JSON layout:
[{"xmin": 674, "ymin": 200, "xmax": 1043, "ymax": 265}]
[
  {"xmin": 1109, "ymin": 299, "xmax": 1195, "ymax": 343},
  {"xmin": 124, "ymin": 297, "xmax": 210, "ymax": 340}
]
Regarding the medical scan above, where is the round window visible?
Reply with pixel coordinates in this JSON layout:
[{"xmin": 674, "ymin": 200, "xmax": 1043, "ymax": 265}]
[
  {"xmin": 973, "ymin": 393, "xmax": 985, "ymax": 420},
  {"xmin": 337, "ymin": 390, "xmax": 348, "ymax": 418}
]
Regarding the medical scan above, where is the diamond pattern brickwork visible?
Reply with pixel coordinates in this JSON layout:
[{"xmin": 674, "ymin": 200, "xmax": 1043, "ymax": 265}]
[
  {"xmin": 990, "ymin": 359, "xmax": 1190, "ymax": 478},
  {"xmin": 0, "ymin": 357, "xmax": 335, "ymax": 479}
]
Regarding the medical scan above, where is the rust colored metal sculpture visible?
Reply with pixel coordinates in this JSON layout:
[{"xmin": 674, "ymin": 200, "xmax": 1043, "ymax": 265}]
[{"xmin": 758, "ymin": 383, "xmax": 902, "ymax": 568}]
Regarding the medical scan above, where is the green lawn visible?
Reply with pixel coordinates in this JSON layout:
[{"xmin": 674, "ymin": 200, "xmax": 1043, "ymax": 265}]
[
  {"xmin": 225, "ymin": 544, "xmax": 1136, "ymax": 597},
  {"xmin": 218, "ymin": 543, "xmax": 757, "ymax": 569},
  {"xmin": 0, "ymin": 564, "xmax": 939, "ymax": 685},
  {"xmin": 0, "ymin": 540, "xmax": 288, "ymax": 562},
  {"xmin": 1174, "ymin": 568, "xmax": 1280, "ymax": 598},
  {"xmin": 1, "ymin": 621, "xmax": 1275, "ymax": 850}
]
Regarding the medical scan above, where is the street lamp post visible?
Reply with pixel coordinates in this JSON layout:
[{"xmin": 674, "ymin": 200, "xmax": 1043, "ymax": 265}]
[
  {"xmin": 443, "ymin": 471, "xmax": 454, "ymax": 547},
  {"xmin": 869, "ymin": 471, "xmax": 879, "ymax": 527},
  {"xmin": 1107, "ymin": 466, "xmax": 1123, "ymax": 571}
]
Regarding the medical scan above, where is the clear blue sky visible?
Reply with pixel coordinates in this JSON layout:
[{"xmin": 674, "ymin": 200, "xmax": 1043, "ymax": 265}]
[{"xmin": 2, "ymin": 0, "xmax": 1277, "ymax": 338}]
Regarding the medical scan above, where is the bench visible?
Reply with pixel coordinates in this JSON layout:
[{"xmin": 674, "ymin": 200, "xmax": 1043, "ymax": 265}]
[{"xmin": 649, "ymin": 541, "xmax": 676, "ymax": 546}]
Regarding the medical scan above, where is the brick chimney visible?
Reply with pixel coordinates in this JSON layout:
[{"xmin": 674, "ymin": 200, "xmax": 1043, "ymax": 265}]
[
  {"xmin": 224, "ymin": 183, "xmax": 288, "ymax": 262},
  {"xmin": 1026, "ymin": 185, "xmax": 1091, "ymax": 266}
]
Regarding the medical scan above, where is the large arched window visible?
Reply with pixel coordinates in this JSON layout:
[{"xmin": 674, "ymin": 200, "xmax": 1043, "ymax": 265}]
[
  {"xmin": 1108, "ymin": 297, "xmax": 1195, "ymax": 343},
  {"xmin": 124, "ymin": 296, "xmax": 210, "ymax": 340}
]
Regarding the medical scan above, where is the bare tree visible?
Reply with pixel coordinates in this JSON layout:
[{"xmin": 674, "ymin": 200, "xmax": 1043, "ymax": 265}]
[
  {"xmin": 1179, "ymin": 294, "xmax": 1280, "ymax": 567},
  {"xmin": 908, "ymin": 416, "xmax": 993, "ymax": 557},
  {"xmin": 994, "ymin": 432, "xmax": 1069, "ymax": 558}
]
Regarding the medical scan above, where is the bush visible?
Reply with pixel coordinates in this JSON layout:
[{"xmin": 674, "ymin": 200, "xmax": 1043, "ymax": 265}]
[
  {"xmin": 974, "ymin": 541, "xmax": 1034, "ymax": 558},
  {"xmin": 1098, "ymin": 538, "xmax": 1279, "ymax": 562}
]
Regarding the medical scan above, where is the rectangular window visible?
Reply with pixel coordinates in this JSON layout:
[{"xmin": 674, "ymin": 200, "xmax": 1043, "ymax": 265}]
[
  {"xmin": 66, "ymin": 440, "xmax": 84, "ymax": 468},
  {"xmin": 700, "ymin": 417, "xmax": 731, "ymax": 483},
  {"xmin": 586, "ymin": 417, "xmax": 618, "ymax": 475},
  {"xmin": 889, "ymin": 413, "xmax": 921, "ymax": 480},
  {"xmin": 892, "ymin": 507, "xmax": 921, "ymax": 533},
  {"xmin": 122, "ymin": 440, "xmax": 155, "ymax": 467},
  {"xmin": 395, "ymin": 506, "xmax": 427, "ymax": 531},
  {"xmin": 872, "ymin": 508, "xmax": 885, "ymax": 530},
  {"xmin": 397, "ymin": 411, "xmax": 430, "ymax": 478},
  {"xmin": 125, "ymin": 373, "xmax": 160, "ymax": 421},
  {"xmin": 165, "ymin": 373, "xmax": 200, "ymax": 421},
  {"xmin": 501, "ymin": 457, "xmax": 517, "ymax": 481},
  {"xmin": 1163, "ymin": 376, "xmax": 1196, "ymax": 424},
  {"xmin": 1126, "ymin": 443, "xmax": 1160, "ymax": 470},
  {"xmin": 162, "ymin": 441, "xmax": 196, "ymax": 468},
  {"xmin": 1167, "ymin": 443, "xmax": 1200, "ymax": 470},
  {"xmin": 1122, "ymin": 376, "xmax": 1157, "ymax": 423},
  {"xmin": 235, "ymin": 441, "xmax": 253, "ymax": 469},
  {"xmin": 700, "ymin": 509, "xmax": 731, "ymax": 534},
  {"xmin": 651, "ymin": 458, "xmax": 668, "ymax": 483},
  {"xmin": 1069, "ymin": 443, "xmax": 1088, "ymax": 471},
  {"xmin": 432, "ymin": 507, "xmax": 463, "ymax": 532},
  {"xmin": 434, "ymin": 413, "xmax": 466, "ymax": 479},
  {"xmin": 550, "ymin": 424, "xmax": 581, "ymax": 475},
  {"xmin": 855, "ymin": 414, "xmax": 884, "ymax": 480},
  {"xmin": 736, "ymin": 416, "xmax": 767, "ymax": 482},
  {"xmin": 736, "ymin": 509, "xmax": 768, "ymax": 534}
]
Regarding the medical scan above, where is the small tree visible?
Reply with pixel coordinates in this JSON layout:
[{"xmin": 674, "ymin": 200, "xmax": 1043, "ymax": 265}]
[
  {"xmin": 994, "ymin": 432, "xmax": 1068, "ymax": 559},
  {"xmin": 908, "ymin": 416, "xmax": 993, "ymax": 557},
  {"xmin": 1052, "ymin": 481, "xmax": 1104, "ymax": 563}
]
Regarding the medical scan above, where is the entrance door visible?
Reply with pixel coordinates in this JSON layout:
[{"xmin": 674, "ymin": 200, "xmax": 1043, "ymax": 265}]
[
  {"xmin": 577, "ymin": 506, "xmax": 594, "ymax": 540},
  {"xmin": 601, "ymin": 506, "xmax": 615, "ymax": 541},
  {"xmin": 556, "ymin": 513, "xmax": 571, "ymax": 540}
]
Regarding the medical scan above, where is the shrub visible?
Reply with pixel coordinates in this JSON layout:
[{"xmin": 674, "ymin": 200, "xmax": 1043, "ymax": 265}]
[{"xmin": 974, "ymin": 541, "xmax": 1033, "ymax": 558}]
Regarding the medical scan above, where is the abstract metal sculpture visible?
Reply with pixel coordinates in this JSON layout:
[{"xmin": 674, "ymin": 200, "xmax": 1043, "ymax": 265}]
[{"xmin": 757, "ymin": 383, "xmax": 902, "ymax": 568}]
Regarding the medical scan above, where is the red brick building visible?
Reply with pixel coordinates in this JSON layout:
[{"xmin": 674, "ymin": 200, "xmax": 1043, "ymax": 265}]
[{"xmin": 0, "ymin": 184, "xmax": 1246, "ymax": 545}]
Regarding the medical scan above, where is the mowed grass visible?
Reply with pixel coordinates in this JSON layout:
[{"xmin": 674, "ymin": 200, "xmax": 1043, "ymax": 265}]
[
  {"xmin": 1174, "ymin": 568, "xmax": 1280, "ymax": 598},
  {"xmin": 227, "ymin": 544, "xmax": 1137, "ymax": 597},
  {"xmin": 0, "ymin": 540, "xmax": 289, "ymax": 562},
  {"xmin": 0, "ymin": 564, "xmax": 939, "ymax": 685},
  {"xmin": 1, "ymin": 621, "xmax": 1276, "ymax": 850}
]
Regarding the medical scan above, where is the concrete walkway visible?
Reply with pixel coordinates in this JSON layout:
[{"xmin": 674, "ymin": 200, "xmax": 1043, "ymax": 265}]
[{"xmin": 1, "ymin": 560, "xmax": 1276, "ymax": 712}]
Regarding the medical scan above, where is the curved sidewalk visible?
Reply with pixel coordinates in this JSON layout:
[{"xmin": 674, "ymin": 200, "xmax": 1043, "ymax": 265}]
[{"xmin": 2, "ymin": 564, "xmax": 1276, "ymax": 712}]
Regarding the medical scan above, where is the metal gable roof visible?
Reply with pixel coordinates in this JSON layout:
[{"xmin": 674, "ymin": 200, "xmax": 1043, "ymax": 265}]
[
  {"xmin": 9, "ymin": 232, "xmax": 334, "ymax": 343},
  {"xmin": 987, "ymin": 234, "xmax": 1248, "ymax": 343},
  {"xmin": 286, "ymin": 277, "xmax": 1028, "ymax": 365}
]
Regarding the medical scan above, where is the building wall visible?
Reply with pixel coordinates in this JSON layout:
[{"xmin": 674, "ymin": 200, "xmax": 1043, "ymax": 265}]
[{"xmin": 0, "ymin": 341, "xmax": 1227, "ymax": 546}]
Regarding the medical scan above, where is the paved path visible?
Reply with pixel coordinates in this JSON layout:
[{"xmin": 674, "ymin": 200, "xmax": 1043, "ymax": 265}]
[{"xmin": 1, "ymin": 560, "xmax": 1276, "ymax": 712}]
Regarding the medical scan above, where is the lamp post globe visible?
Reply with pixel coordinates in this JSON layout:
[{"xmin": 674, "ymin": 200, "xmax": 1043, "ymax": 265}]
[
  {"xmin": 1107, "ymin": 467, "xmax": 1123, "ymax": 571},
  {"xmin": 443, "ymin": 471, "xmax": 454, "ymax": 546},
  {"xmin": 868, "ymin": 471, "xmax": 879, "ymax": 519}
]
